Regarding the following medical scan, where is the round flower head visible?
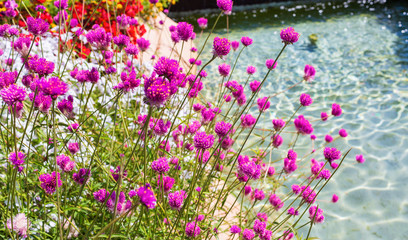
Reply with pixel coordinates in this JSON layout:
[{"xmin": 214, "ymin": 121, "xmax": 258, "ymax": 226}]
[
  {"xmin": 27, "ymin": 17, "xmax": 49, "ymax": 36},
  {"xmin": 5, "ymin": 0, "xmax": 18, "ymax": 9},
  {"xmin": 197, "ymin": 17, "xmax": 208, "ymax": 29},
  {"xmin": 7, "ymin": 213, "xmax": 30, "ymax": 238},
  {"xmin": 176, "ymin": 22, "xmax": 194, "ymax": 41},
  {"xmin": 249, "ymin": 80, "xmax": 261, "ymax": 93},
  {"xmin": 309, "ymin": 206, "xmax": 324, "ymax": 223},
  {"xmin": 28, "ymin": 56, "xmax": 55, "ymax": 76},
  {"xmin": 231, "ymin": 40, "xmax": 240, "ymax": 51},
  {"xmin": 257, "ymin": 212, "xmax": 268, "ymax": 222},
  {"xmin": 230, "ymin": 225, "xmax": 241, "ymax": 234},
  {"xmin": 332, "ymin": 194, "xmax": 339, "ymax": 203},
  {"xmin": 288, "ymin": 207, "xmax": 299, "ymax": 216},
  {"xmin": 339, "ymin": 128, "xmax": 348, "ymax": 137},
  {"xmin": 168, "ymin": 190, "xmax": 185, "ymax": 210},
  {"xmin": 214, "ymin": 121, "xmax": 232, "ymax": 138},
  {"xmin": 12, "ymin": 37, "xmax": 31, "ymax": 57},
  {"xmin": 154, "ymin": 57, "xmax": 180, "ymax": 81},
  {"xmin": 37, "ymin": 77, "xmax": 69, "ymax": 99},
  {"xmin": 70, "ymin": 18, "xmax": 78, "ymax": 28},
  {"xmin": 185, "ymin": 221, "xmax": 201, "ymax": 237},
  {"xmin": 212, "ymin": 37, "xmax": 231, "ymax": 58},
  {"xmin": 252, "ymin": 189, "xmax": 265, "ymax": 201},
  {"xmin": 218, "ymin": 63, "xmax": 231, "ymax": 77},
  {"xmin": 1, "ymin": 84, "xmax": 26, "ymax": 106},
  {"xmin": 137, "ymin": 184, "xmax": 157, "ymax": 209},
  {"xmin": 194, "ymin": 132, "xmax": 215, "ymax": 150},
  {"xmin": 151, "ymin": 157, "xmax": 170, "ymax": 174},
  {"xmin": 241, "ymin": 36, "xmax": 253, "ymax": 46},
  {"xmin": 325, "ymin": 134, "xmax": 333, "ymax": 143},
  {"xmin": 294, "ymin": 115, "xmax": 313, "ymax": 135},
  {"xmin": 246, "ymin": 66, "xmax": 256, "ymax": 75},
  {"xmin": 217, "ymin": 0, "xmax": 233, "ymax": 15},
  {"xmin": 272, "ymin": 119, "xmax": 285, "ymax": 131},
  {"xmin": 113, "ymin": 34, "xmax": 130, "ymax": 48},
  {"xmin": 260, "ymin": 230, "xmax": 273, "ymax": 240},
  {"xmin": 242, "ymin": 228, "xmax": 255, "ymax": 240},
  {"xmin": 265, "ymin": 59, "xmax": 277, "ymax": 69},
  {"xmin": 137, "ymin": 37, "xmax": 150, "ymax": 51},
  {"xmin": 331, "ymin": 103, "xmax": 342, "ymax": 116},
  {"xmin": 39, "ymin": 171, "xmax": 62, "ymax": 194},
  {"xmin": 73, "ymin": 168, "xmax": 91, "ymax": 185},
  {"xmin": 272, "ymin": 134, "xmax": 283, "ymax": 148},
  {"xmin": 321, "ymin": 112, "xmax": 329, "ymax": 121},
  {"xmin": 257, "ymin": 97, "xmax": 270, "ymax": 112},
  {"xmin": 280, "ymin": 27, "xmax": 300, "ymax": 44},
  {"xmin": 53, "ymin": 10, "xmax": 68, "ymax": 24},
  {"xmin": 86, "ymin": 26, "xmax": 112, "ymax": 50},
  {"xmin": 54, "ymin": 0, "xmax": 68, "ymax": 9},
  {"xmin": 292, "ymin": 184, "xmax": 301, "ymax": 194},
  {"xmin": 304, "ymin": 65, "xmax": 316, "ymax": 82},
  {"xmin": 2, "ymin": 72, "xmax": 18, "ymax": 89},
  {"xmin": 300, "ymin": 93, "xmax": 313, "ymax": 106},
  {"xmin": 158, "ymin": 175, "xmax": 175, "ymax": 192},
  {"xmin": 323, "ymin": 147, "xmax": 341, "ymax": 162},
  {"xmin": 143, "ymin": 75, "xmax": 171, "ymax": 106},
  {"xmin": 284, "ymin": 158, "xmax": 297, "ymax": 174},
  {"xmin": 356, "ymin": 154, "xmax": 365, "ymax": 163},
  {"xmin": 267, "ymin": 166, "xmax": 275, "ymax": 176},
  {"xmin": 8, "ymin": 152, "xmax": 26, "ymax": 172},
  {"xmin": 253, "ymin": 219, "xmax": 266, "ymax": 235},
  {"xmin": 57, "ymin": 154, "xmax": 76, "ymax": 172},
  {"xmin": 241, "ymin": 114, "xmax": 256, "ymax": 128},
  {"xmin": 94, "ymin": 188, "xmax": 109, "ymax": 203}
]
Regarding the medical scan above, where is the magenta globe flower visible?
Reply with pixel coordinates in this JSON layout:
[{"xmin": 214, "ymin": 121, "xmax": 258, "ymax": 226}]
[
  {"xmin": 280, "ymin": 27, "xmax": 300, "ymax": 44},
  {"xmin": 0, "ymin": 84, "xmax": 26, "ymax": 106},
  {"xmin": 137, "ymin": 184, "xmax": 157, "ymax": 209},
  {"xmin": 294, "ymin": 115, "xmax": 313, "ymax": 135},
  {"xmin": 37, "ymin": 77, "xmax": 68, "ymax": 99},
  {"xmin": 27, "ymin": 17, "xmax": 49, "ymax": 36},
  {"xmin": 332, "ymin": 194, "xmax": 339, "ymax": 203},
  {"xmin": 212, "ymin": 37, "xmax": 231, "ymax": 58},
  {"xmin": 241, "ymin": 36, "xmax": 253, "ymax": 46},
  {"xmin": 39, "ymin": 171, "xmax": 62, "ymax": 194},
  {"xmin": 304, "ymin": 64, "xmax": 316, "ymax": 82},
  {"xmin": 356, "ymin": 154, "xmax": 365, "ymax": 163},
  {"xmin": 176, "ymin": 22, "xmax": 194, "ymax": 41},
  {"xmin": 246, "ymin": 66, "xmax": 256, "ymax": 75},
  {"xmin": 321, "ymin": 112, "xmax": 329, "ymax": 121},
  {"xmin": 217, "ymin": 0, "xmax": 233, "ymax": 15},
  {"xmin": 300, "ymin": 93, "xmax": 313, "ymax": 106},
  {"xmin": 331, "ymin": 103, "xmax": 342, "ymax": 116},
  {"xmin": 197, "ymin": 17, "xmax": 208, "ymax": 29},
  {"xmin": 265, "ymin": 59, "xmax": 277, "ymax": 69},
  {"xmin": 136, "ymin": 37, "xmax": 150, "ymax": 52},
  {"xmin": 231, "ymin": 40, "xmax": 239, "ymax": 51},
  {"xmin": 218, "ymin": 63, "xmax": 231, "ymax": 77},
  {"xmin": 339, "ymin": 128, "xmax": 348, "ymax": 137},
  {"xmin": 309, "ymin": 206, "xmax": 324, "ymax": 223},
  {"xmin": 143, "ymin": 75, "xmax": 171, "ymax": 106},
  {"xmin": 194, "ymin": 132, "xmax": 215, "ymax": 150},
  {"xmin": 185, "ymin": 221, "xmax": 201, "ymax": 237},
  {"xmin": 272, "ymin": 134, "xmax": 283, "ymax": 148}
]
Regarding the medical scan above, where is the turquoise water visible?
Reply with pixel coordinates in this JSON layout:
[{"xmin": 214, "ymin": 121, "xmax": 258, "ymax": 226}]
[{"xmin": 174, "ymin": 0, "xmax": 408, "ymax": 239}]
